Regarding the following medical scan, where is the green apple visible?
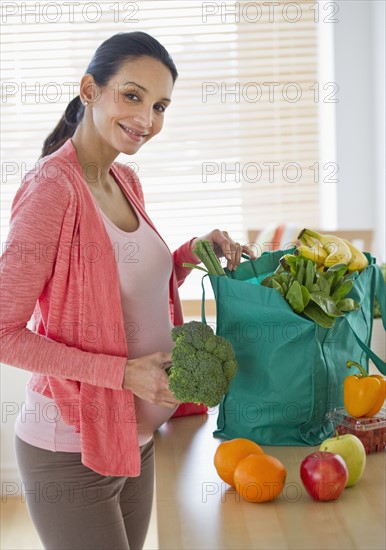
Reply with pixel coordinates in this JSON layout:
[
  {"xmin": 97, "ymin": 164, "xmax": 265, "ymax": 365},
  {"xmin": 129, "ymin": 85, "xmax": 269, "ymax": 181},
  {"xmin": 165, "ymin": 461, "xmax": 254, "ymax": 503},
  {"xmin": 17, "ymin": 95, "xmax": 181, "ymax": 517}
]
[{"xmin": 320, "ymin": 432, "xmax": 366, "ymax": 487}]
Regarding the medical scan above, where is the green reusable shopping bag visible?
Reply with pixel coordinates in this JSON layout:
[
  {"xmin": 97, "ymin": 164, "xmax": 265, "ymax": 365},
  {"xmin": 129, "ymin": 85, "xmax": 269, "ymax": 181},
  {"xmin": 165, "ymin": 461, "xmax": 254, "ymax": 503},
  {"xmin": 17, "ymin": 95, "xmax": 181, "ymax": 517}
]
[{"xmin": 204, "ymin": 249, "xmax": 386, "ymax": 446}]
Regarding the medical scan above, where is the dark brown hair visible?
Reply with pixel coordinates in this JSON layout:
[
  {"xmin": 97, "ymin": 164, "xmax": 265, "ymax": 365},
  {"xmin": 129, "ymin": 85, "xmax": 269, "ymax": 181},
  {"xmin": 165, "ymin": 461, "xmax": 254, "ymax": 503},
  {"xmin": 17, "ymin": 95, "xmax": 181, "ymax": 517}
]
[{"xmin": 41, "ymin": 32, "xmax": 178, "ymax": 158}]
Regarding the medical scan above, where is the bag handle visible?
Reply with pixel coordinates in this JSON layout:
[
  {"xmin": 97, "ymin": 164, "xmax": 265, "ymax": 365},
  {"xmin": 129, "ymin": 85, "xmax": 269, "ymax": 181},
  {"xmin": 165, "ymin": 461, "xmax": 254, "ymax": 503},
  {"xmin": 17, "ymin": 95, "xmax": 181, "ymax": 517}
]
[
  {"xmin": 240, "ymin": 252, "xmax": 259, "ymax": 277},
  {"xmin": 346, "ymin": 264, "xmax": 386, "ymax": 374},
  {"xmin": 347, "ymin": 324, "xmax": 386, "ymax": 374},
  {"xmin": 241, "ymin": 252, "xmax": 252, "ymax": 260},
  {"xmin": 374, "ymin": 264, "xmax": 386, "ymax": 329},
  {"xmin": 227, "ymin": 253, "xmax": 259, "ymax": 278},
  {"xmin": 238, "ymin": 252, "xmax": 259, "ymax": 277},
  {"xmin": 201, "ymin": 273, "xmax": 210, "ymax": 325}
]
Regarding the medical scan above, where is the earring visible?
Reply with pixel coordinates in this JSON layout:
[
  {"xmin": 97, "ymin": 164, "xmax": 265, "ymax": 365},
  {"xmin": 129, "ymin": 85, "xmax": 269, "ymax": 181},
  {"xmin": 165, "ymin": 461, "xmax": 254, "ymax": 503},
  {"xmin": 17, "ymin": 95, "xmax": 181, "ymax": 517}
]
[{"xmin": 83, "ymin": 100, "xmax": 89, "ymax": 106}]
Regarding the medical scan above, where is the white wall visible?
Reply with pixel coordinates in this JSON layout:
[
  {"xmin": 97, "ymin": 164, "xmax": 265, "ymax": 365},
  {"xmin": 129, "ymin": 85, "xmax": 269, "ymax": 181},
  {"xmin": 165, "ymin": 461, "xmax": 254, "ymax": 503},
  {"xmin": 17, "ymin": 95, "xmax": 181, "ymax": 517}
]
[
  {"xmin": 372, "ymin": 1, "xmax": 386, "ymax": 262},
  {"xmin": 334, "ymin": 0, "xmax": 385, "ymax": 262}
]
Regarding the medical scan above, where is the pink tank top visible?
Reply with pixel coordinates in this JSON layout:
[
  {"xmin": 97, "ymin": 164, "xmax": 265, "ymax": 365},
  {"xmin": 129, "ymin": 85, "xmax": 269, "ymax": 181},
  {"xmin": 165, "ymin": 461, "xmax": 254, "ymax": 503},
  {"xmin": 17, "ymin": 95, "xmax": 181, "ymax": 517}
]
[{"xmin": 15, "ymin": 199, "xmax": 178, "ymax": 450}]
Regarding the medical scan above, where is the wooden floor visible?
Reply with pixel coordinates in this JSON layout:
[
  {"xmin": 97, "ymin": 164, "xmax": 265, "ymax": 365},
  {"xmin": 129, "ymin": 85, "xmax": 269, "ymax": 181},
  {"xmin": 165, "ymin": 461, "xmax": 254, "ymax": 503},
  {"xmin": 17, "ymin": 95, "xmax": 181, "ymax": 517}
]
[{"xmin": 0, "ymin": 493, "xmax": 159, "ymax": 550}]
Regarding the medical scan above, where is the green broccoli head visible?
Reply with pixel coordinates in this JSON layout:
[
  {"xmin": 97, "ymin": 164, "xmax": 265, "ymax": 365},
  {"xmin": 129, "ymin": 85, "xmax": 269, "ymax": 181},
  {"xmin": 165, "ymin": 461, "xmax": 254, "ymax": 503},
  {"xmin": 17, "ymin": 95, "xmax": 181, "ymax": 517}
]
[
  {"xmin": 212, "ymin": 335, "xmax": 235, "ymax": 363},
  {"xmin": 171, "ymin": 320, "xmax": 215, "ymax": 350},
  {"xmin": 222, "ymin": 359, "xmax": 238, "ymax": 384},
  {"xmin": 168, "ymin": 321, "xmax": 238, "ymax": 407}
]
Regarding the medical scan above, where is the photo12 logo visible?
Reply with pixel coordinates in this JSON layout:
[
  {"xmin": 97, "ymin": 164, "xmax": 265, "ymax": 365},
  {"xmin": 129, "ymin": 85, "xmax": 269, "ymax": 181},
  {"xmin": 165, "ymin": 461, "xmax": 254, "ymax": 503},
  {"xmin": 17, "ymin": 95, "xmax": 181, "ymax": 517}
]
[
  {"xmin": 202, "ymin": 81, "xmax": 339, "ymax": 104},
  {"xmin": 201, "ymin": 161, "xmax": 339, "ymax": 184},
  {"xmin": 201, "ymin": 1, "xmax": 339, "ymax": 24},
  {"xmin": 1, "ymin": 2, "xmax": 140, "ymax": 25}
]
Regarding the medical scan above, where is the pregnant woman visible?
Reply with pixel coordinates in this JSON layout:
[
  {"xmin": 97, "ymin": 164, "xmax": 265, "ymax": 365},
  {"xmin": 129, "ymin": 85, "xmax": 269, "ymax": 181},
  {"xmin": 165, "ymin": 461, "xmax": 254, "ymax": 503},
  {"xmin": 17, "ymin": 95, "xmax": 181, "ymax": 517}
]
[{"xmin": 0, "ymin": 31, "xmax": 254, "ymax": 549}]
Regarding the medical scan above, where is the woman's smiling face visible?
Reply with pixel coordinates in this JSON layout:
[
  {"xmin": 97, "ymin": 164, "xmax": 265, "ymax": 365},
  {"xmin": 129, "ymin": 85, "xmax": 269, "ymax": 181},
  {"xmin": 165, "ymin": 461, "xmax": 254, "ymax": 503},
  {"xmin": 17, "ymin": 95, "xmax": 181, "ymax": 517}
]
[{"xmin": 82, "ymin": 55, "xmax": 174, "ymax": 156}]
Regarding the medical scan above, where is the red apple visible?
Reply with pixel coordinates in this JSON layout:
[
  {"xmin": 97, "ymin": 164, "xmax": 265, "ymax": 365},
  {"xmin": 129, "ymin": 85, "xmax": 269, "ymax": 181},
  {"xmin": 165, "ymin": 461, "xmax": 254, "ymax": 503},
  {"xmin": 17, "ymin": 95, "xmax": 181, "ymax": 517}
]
[{"xmin": 300, "ymin": 451, "xmax": 348, "ymax": 501}]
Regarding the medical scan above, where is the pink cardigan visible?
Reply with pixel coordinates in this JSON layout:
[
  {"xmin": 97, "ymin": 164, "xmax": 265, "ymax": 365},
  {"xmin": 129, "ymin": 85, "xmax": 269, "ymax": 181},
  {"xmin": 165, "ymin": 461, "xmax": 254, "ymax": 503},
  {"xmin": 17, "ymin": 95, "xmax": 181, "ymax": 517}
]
[{"xmin": 0, "ymin": 138, "xmax": 203, "ymax": 476}]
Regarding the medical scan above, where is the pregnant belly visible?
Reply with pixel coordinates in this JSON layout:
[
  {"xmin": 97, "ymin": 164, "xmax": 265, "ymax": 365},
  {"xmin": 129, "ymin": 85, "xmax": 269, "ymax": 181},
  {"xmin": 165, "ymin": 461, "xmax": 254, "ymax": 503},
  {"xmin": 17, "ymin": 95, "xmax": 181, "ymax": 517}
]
[{"xmin": 134, "ymin": 397, "xmax": 178, "ymax": 446}]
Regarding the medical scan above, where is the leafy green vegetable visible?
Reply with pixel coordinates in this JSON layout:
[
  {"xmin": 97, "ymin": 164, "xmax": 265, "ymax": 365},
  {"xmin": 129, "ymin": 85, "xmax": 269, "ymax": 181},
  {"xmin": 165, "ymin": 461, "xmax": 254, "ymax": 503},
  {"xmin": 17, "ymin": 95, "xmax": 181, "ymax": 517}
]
[
  {"xmin": 315, "ymin": 273, "xmax": 331, "ymax": 295},
  {"xmin": 300, "ymin": 284, "xmax": 311, "ymax": 308},
  {"xmin": 286, "ymin": 280, "xmax": 305, "ymax": 314},
  {"xmin": 337, "ymin": 298, "xmax": 360, "ymax": 312},
  {"xmin": 331, "ymin": 279, "xmax": 353, "ymax": 302},
  {"xmin": 303, "ymin": 302, "xmax": 336, "ymax": 328},
  {"xmin": 304, "ymin": 260, "xmax": 316, "ymax": 291},
  {"xmin": 261, "ymin": 255, "xmax": 360, "ymax": 328},
  {"xmin": 272, "ymin": 278, "xmax": 285, "ymax": 296},
  {"xmin": 309, "ymin": 292, "xmax": 345, "ymax": 318}
]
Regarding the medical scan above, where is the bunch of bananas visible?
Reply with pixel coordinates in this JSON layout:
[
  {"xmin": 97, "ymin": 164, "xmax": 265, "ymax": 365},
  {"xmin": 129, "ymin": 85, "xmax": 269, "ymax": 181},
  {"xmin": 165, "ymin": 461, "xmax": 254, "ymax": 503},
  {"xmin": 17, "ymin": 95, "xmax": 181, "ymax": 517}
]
[{"xmin": 296, "ymin": 228, "xmax": 369, "ymax": 273}]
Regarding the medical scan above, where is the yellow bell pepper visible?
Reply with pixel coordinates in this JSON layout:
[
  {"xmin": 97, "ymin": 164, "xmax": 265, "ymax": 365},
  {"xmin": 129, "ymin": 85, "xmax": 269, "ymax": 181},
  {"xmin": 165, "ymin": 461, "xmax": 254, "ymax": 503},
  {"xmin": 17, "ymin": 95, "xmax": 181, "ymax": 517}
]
[
  {"xmin": 343, "ymin": 360, "xmax": 386, "ymax": 418},
  {"xmin": 365, "ymin": 374, "xmax": 386, "ymax": 417}
]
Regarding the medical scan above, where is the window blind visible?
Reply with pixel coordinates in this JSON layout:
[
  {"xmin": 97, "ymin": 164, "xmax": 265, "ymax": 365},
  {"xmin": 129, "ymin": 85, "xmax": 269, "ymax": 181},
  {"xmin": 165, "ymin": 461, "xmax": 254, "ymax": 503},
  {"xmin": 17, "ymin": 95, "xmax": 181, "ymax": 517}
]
[{"xmin": 1, "ymin": 0, "xmax": 323, "ymax": 300}]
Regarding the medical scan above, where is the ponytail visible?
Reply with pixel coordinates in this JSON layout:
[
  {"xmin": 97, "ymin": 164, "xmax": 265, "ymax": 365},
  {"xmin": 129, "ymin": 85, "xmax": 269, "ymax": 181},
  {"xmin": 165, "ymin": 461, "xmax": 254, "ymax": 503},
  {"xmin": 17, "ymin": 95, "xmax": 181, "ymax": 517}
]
[
  {"xmin": 41, "ymin": 95, "xmax": 85, "ymax": 158},
  {"xmin": 40, "ymin": 32, "xmax": 178, "ymax": 159}
]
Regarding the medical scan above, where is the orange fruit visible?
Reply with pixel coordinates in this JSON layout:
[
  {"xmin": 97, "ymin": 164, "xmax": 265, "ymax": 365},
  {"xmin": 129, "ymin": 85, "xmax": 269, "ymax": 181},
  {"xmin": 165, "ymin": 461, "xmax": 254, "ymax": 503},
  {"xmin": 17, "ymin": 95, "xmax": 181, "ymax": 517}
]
[
  {"xmin": 234, "ymin": 453, "xmax": 287, "ymax": 503},
  {"xmin": 214, "ymin": 438, "xmax": 264, "ymax": 487}
]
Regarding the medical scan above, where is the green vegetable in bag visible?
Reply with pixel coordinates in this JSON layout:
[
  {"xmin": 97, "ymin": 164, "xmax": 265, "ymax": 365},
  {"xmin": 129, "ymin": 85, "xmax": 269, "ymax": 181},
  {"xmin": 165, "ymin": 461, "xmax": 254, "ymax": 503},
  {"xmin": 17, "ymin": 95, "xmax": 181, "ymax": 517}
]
[
  {"xmin": 183, "ymin": 239, "xmax": 226, "ymax": 276},
  {"xmin": 261, "ymin": 256, "xmax": 360, "ymax": 328}
]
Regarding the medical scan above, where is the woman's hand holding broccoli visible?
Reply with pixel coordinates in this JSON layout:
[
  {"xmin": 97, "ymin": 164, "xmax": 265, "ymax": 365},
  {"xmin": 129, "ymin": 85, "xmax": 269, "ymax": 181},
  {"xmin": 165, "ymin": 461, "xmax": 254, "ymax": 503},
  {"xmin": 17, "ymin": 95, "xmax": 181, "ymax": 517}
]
[{"xmin": 123, "ymin": 352, "xmax": 180, "ymax": 408}]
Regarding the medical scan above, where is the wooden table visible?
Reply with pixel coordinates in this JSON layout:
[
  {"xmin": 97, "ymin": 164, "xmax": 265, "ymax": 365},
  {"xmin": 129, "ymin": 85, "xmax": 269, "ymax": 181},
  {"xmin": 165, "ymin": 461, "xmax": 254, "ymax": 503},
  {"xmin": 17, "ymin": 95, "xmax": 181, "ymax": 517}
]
[{"xmin": 154, "ymin": 411, "xmax": 385, "ymax": 550}]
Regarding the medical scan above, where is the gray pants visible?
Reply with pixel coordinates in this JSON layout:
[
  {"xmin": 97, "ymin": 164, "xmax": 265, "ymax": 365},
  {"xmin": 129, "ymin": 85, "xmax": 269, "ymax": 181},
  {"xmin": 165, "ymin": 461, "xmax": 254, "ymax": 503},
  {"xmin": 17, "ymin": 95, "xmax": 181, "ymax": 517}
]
[{"xmin": 14, "ymin": 435, "xmax": 155, "ymax": 550}]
